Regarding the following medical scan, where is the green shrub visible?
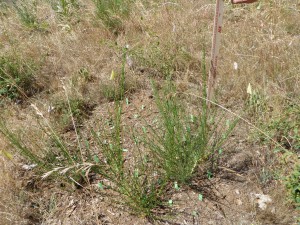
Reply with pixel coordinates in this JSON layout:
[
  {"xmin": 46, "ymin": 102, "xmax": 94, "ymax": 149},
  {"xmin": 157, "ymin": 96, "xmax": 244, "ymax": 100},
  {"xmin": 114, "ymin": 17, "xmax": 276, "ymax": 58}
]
[
  {"xmin": 142, "ymin": 83, "xmax": 207, "ymax": 183},
  {"xmin": 140, "ymin": 52, "xmax": 237, "ymax": 184},
  {"xmin": 142, "ymin": 82, "xmax": 237, "ymax": 183}
]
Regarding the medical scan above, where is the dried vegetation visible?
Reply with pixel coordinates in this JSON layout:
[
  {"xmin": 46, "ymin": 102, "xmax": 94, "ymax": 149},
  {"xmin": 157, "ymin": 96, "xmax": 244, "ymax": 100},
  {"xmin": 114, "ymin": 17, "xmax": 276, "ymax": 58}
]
[{"xmin": 0, "ymin": 0, "xmax": 299, "ymax": 224}]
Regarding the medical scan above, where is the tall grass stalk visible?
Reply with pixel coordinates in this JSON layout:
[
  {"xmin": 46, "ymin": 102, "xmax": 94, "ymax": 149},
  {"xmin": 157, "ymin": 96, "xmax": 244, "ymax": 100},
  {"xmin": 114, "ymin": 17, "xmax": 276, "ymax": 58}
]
[{"xmin": 62, "ymin": 81, "xmax": 84, "ymax": 162}]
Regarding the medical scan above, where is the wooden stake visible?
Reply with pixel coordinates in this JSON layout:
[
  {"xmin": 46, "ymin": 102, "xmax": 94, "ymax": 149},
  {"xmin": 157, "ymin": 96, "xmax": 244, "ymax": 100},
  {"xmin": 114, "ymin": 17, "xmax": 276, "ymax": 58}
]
[
  {"xmin": 207, "ymin": 0, "xmax": 225, "ymax": 106},
  {"xmin": 207, "ymin": 0, "xmax": 258, "ymax": 106}
]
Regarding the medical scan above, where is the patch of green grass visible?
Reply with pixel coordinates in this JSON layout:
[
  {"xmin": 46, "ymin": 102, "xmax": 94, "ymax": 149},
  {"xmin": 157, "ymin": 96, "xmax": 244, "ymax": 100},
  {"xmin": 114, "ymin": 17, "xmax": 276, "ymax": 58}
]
[
  {"xmin": 52, "ymin": 97, "xmax": 94, "ymax": 131},
  {"xmin": 131, "ymin": 41, "xmax": 201, "ymax": 79},
  {"xmin": 14, "ymin": 2, "xmax": 48, "ymax": 31},
  {"xmin": 0, "ymin": 56, "xmax": 40, "ymax": 101},
  {"xmin": 245, "ymin": 83, "xmax": 267, "ymax": 118},
  {"xmin": 266, "ymin": 103, "xmax": 300, "ymax": 152},
  {"xmin": 93, "ymin": 0, "xmax": 133, "ymax": 33},
  {"xmin": 49, "ymin": 0, "xmax": 80, "ymax": 17},
  {"xmin": 286, "ymin": 164, "xmax": 300, "ymax": 209}
]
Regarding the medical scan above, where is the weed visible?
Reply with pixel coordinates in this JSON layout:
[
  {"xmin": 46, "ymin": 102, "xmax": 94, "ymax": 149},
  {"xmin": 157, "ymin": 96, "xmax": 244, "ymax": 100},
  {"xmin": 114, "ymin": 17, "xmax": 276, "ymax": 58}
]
[{"xmin": 91, "ymin": 117, "xmax": 165, "ymax": 216}]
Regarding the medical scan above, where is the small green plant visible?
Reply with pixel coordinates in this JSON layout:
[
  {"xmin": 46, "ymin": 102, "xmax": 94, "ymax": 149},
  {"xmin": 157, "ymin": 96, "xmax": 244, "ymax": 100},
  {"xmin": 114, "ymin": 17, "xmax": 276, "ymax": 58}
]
[
  {"xmin": 93, "ymin": 0, "xmax": 132, "ymax": 33},
  {"xmin": 266, "ymin": 104, "xmax": 300, "ymax": 152},
  {"xmin": 0, "ymin": 56, "xmax": 39, "ymax": 101},
  {"xmin": 14, "ymin": 2, "xmax": 48, "ymax": 30},
  {"xmin": 50, "ymin": 0, "xmax": 79, "ymax": 17},
  {"xmin": 15, "ymin": 2, "xmax": 38, "ymax": 28},
  {"xmin": 246, "ymin": 83, "xmax": 267, "ymax": 118},
  {"xmin": 286, "ymin": 164, "xmax": 300, "ymax": 209},
  {"xmin": 143, "ymin": 83, "xmax": 237, "ymax": 183},
  {"xmin": 52, "ymin": 97, "xmax": 94, "ymax": 131},
  {"xmin": 91, "ymin": 113, "xmax": 165, "ymax": 216}
]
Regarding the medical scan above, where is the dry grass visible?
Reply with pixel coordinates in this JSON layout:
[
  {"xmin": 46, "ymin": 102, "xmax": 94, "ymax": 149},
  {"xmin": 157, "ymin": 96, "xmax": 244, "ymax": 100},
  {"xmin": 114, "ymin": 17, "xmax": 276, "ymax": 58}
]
[
  {"xmin": 0, "ymin": 151, "xmax": 26, "ymax": 225},
  {"xmin": 0, "ymin": 0, "xmax": 299, "ymax": 223},
  {"xmin": 220, "ymin": 1, "xmax": 300, "ymax": 103}
]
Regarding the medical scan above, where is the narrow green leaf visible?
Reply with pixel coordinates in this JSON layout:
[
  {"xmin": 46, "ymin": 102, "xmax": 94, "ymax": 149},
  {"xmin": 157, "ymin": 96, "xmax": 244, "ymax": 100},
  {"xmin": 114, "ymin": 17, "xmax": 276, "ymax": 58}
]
[
  {"xmin": 98, "ymin": 182, "xmax": 104, "ymax": 190},
  {"xmin": 174, "ymin": 181, "xmax": 179, "ymax": 191},
  {"xmin": 93, "ymin": 155, "xmax": 100, "ymax": 163},
  {"xmin": 198, "ymin": 194, "xmax": 203, "ymax": 201}
]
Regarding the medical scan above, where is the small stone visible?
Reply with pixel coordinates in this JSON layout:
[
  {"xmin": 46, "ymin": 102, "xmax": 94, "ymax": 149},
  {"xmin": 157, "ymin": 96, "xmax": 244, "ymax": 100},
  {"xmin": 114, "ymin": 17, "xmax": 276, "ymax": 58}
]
[
  {"xmin": 250, "ymin": 193, "xmax": 272, "ymax": 210},
  {"xmin": 236, "ymin": 199, "xmax": 243, "ymax": 205}
]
